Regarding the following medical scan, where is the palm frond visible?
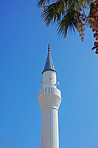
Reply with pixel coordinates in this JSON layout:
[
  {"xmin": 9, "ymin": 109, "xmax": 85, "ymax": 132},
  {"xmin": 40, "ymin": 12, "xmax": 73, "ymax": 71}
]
[
  {"xmin": 37, "ymin": 0, "xmax": 93, "ymax": 40},
  {"xmin": 57, "ymin": 8, "xmax": 81, "ymax": 38},
  {"xmin": 37, "ymin": 0, "xmax": 57, "ymax": 7},
  {"xmin": 37, "ymin": 0, "xmax": 45, "ymax": 7},
  {"xmin": 42, "ymin": 0, "xmax": 66, "ymax": 25}
]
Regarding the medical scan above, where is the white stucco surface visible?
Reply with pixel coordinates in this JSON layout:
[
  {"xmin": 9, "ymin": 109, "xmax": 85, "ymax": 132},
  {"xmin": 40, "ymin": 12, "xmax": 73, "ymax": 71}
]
[
  {"xmin": 41, "ymin": 108, "xmax": 59, "ymax": 148},
  {"xmin": 42, "ymin": 71, "xmax": 56, "ymax": 88},
  {"xmin": 38, "ymin": 70, "xmax": 61, "ymax": 148}
]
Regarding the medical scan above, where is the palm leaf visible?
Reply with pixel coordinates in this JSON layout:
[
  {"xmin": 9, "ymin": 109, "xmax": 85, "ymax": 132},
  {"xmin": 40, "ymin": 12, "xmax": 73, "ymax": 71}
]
[
  {"xmin": 42, "ymin": 0, "xmax": 66, "ymax": 25},
  {"xmin": 37, "ymin": 0, "xmax": 57, "ymax": 7},
  {"xmin": 58, "ymin": 8, "xmax": 81, "ymax": 38}
]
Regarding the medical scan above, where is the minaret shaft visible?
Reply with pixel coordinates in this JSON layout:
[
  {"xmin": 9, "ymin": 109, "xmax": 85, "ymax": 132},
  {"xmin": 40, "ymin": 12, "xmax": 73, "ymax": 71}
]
[{"xmin": 41, "ymin": 108, "xmax": 59, "ymax": 148}]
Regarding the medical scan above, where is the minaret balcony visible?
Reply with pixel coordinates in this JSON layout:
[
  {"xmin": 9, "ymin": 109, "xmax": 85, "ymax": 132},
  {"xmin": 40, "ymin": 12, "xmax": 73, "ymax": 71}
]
[
  {"xmin": 38, "ymin": 87, "xmax": 61, "ymax": 98},
  {"xmin": 38, "ymin": 87, "xmax": 61, "ymax": 111}
]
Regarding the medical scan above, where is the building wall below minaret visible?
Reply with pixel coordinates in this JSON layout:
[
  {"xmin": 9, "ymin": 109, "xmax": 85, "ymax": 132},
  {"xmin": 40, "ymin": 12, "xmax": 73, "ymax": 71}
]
[{"xmin": 41, "ymin": 108, "xmax": 59, "ymax": 148}]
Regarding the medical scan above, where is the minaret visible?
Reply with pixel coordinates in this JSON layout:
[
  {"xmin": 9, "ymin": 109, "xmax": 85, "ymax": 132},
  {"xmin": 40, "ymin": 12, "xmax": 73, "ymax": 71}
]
[{"xmin": 38, "ymin": 45, "xmax": 61, "ymax": 148}]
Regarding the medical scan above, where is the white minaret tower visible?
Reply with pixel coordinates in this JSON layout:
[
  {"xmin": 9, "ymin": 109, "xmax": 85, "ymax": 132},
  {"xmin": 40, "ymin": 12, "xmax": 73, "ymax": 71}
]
[{"xmin": 38, "ymin": 45, "xmax": 61, "ymax": 148}]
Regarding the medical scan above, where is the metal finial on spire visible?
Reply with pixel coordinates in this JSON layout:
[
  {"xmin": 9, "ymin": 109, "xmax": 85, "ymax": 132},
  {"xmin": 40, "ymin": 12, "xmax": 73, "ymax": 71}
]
[
  {"xmin": 42, "ymin": 44, "xmax": 56, "ymax": 74},
  {"xmin": 48, "ymin": 44, "xmax": 50, "ymax": 53}
]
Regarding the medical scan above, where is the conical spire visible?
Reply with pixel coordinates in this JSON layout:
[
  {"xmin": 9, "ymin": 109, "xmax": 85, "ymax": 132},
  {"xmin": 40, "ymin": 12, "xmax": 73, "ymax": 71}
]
[{"xmin": 42, "ymin": 44, "xmax": 56, "ymax": 74}]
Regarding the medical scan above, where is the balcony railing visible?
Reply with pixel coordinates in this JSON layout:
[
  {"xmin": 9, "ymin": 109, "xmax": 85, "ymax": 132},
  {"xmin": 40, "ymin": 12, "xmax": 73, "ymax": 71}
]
[{"xmin": 38, "ymin": 87, "xmax": 61, "ymax": 98}]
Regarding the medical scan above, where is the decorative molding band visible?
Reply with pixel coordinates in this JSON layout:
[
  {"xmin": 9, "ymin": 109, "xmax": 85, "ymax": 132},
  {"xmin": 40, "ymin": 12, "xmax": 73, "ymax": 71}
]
[
  {"xmin": 38, "ymin": 87, "xmax": 61, "ymax": 98},
  {"xmin": 41, "ymin": 106, "xmax": 58, "ymax": 111}
]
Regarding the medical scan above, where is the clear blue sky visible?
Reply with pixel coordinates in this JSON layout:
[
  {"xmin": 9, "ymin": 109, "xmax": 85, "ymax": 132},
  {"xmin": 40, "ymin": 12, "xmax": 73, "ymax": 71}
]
[{"xmin": 0, "ymin": 0, "xmax": 98, "ymax": 148}]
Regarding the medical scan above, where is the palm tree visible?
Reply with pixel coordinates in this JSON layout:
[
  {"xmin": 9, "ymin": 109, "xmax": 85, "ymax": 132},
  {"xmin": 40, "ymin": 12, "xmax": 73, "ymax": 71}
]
[{"xmin": 37, "ymin": 0, "xmax": 93, "ymax": 41}]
